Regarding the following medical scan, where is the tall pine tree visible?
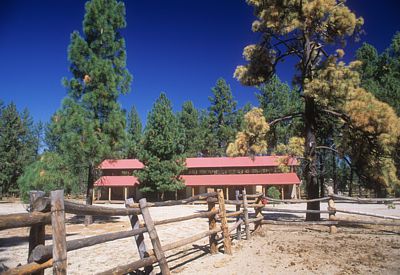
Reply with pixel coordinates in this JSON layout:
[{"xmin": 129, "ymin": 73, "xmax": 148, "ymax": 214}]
[
  {"xmin": 178, "ymin": 101, "xmax": 202, "ymax": 157},
  {"xmin": 137, "ymin": 93, "xmax": 185, "ymax": 200},
  {"xmin": 125, "ymin": 105, "xmax": 142, "ymax": 158},
  {"xmin": 48, "ymin": 0, "xmax": 132, "ymax": 224},
  {"xmin": 208, "ymin": 78, "xmax": 238, "ymax": 156}
]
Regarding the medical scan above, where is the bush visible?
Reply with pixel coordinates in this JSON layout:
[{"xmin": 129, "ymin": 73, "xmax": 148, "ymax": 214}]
[
  {"xmin": 18, "ymin": 152, "xmax": 79, "ymax": 202},
  {"xmin": 267, "ymin": 186, "xmax": 281, "ymax": 200}
]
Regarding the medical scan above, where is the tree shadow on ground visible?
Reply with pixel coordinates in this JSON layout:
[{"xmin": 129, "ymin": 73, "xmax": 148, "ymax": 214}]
[
  {"xmin": 0, "ymin": 232, "xmax": 78, "ymax": 248},
  {"xmin": 66, "ymin": 215, "xmax": 121, "ymax": 225}
]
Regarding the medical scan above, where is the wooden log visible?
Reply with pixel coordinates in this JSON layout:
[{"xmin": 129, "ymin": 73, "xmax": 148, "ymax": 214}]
[
  {"xmin": 63, "ymin": 200, "xmax": 141, "ymax": 216},
  {"xmin": 207, "ymin": 197, "xmax": 218, "ymax": 254},
  {"xmin": 262, "ymin": 207, "xmax": 333, "ymax": 214},
  {"xmin": 239, "ymin": 193, "xmax": 263, "ymax": 199},
  {"xmin": 253, "ymin": 196, "xmax": 263, "ymax": 233},
  {"xmin": 261, "ymin": 220, "xmax": 339, "ymax": 226},
  {"xmin": 30, "ymin": 227, "xmax": 148, "ymax": 263},
  {"xmin": 126, "ymin": 198, "xmax": 153, "ymax": 275},
  {"xmin": 262, "ymin": 196, "xmax": 330, "ymax": 204},
  {"xmin": 96, "ymin": 256, "xmax": 158, "ymax": 275},
  {"xmin": 328, "ymin": 197, "xmax": 337, "ymax": 234},
  {"xmin": 28, "ymin": 191, "xmax": 46, "ymax": 275},
  {"xmin": 242, "ymin": 189, "xmax": 250, "ymax": 240},
  {"xmin": 336, "ymin": 219, "xmax": 400, "ymax": 226},
  {"xmin": 50, "ymin": 190, "xmax": 67, "ymax": 275},
  {"xmin": 0, "ymin": 212, "xmax": 51, "ymax": 231},
  {"xmin": 139, "ymin": 198, "xmax": 170, "ymax": 275},
  {"xmin": 126, "ymin": 192, "xmax": 218, "ymax": 208},
  {"xmin": 235, "ymin": 190, "xmax": 242, "ymax": 241},
  {"xmin": 3, "ymin": 259, "xmax": 53, "ymax": 275},
  {"xmin": 331, "ymin": 194, "xmax": 400, "ymax": 203},
  {"xmin": 335, "ymin": 209, "xmax": 400, "ymax": 220},
  {"xmin": 217, "ymin": 189, "xmax": 232, "ymax": 255}
]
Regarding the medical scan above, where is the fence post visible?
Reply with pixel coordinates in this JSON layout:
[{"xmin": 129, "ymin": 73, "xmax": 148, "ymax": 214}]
[
  {"xmin": 242, "ymin": 188, "xmax": 250, "ymax": 240},
  {"xmin": 207, "ymin": 197, "xmax": 218, "ymax": 254},
  {"xmin": 235, "ymin": 190, "xmax": 242, "ymax": 241},
  {"xmin": 50, "ymin": 190, "xmax": 67, "ymax": 275},
  {"xmin": 217, "ymin": 189, "xmax": 232, "ymax": 255},
  {"xmin": 139, "ymin": 198, "xmax": 170, "ymax": 275},
  {"xmin": 126, "ymin": 198, "xmax": 154, "ymax": 275},
  {"xmin": 28, "ymin": 191, "xmax": 46, "ymax": 275},
  {"xmin": 327, "ymin": 187, "xmax": 337, "ymax": 234},
  {"xmin": 253, "ymin": 195, "xmax": 263, "ymax": 233}
]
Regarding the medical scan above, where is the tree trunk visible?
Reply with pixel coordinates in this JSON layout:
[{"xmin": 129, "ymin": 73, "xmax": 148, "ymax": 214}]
[
  {"xmin": 319, "ymin": 152, "xmax": 325, "ymax": 198},
  {"xmin": 349, "ymin": 166, "xmax": 353, "ymax": 197},
  {"xmin": 332, "ymin": 152, "xmax": 337, "ymax": 194},
  {"xmin": 84, "ymin": 164, "xmax": 95, "ymax": 226},
  {"xmin": 304, "ymin": 97, "xmax": 320, "ymax": 221}
]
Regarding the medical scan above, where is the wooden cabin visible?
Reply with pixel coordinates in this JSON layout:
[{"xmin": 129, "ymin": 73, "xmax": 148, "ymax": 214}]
[{"xmin": 94, "ymin": 156, "xmax": 301, "ymax": 202}]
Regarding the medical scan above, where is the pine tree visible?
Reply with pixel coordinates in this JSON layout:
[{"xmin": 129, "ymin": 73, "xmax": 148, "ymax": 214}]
[
  {"xmin": 235, "ymin": 0, "xmax": 399, "ymax": 220},
  {"xmin": 48, "ymin": 0, "xmax": 132, "ymax": 224},
  {"xmin": 0, "ymin": 103, "xmax": 38, "ymax": 195},
  {"xmin": 125, "ymin": 105, "xmax": 142, "ymax": 158},
  {"xmin": 136, "ymin": 93, "xmax": 185, "ymax": 199},
  {"xmin": 208, "ymin": 78, "xmax": 238, "ymax": 156},
  {"xmin": 178, "ymin": 101, "xmax": 202, "ymax": 157},
  {"xmin": 198, "ymin": 110, "xmax": 218, "ymax": 157}
]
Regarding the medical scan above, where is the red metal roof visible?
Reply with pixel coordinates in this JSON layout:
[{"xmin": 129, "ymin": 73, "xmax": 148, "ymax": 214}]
[
  {"xmin": 94, "ymin": 176, "xmax": 139, "ymax": 187},
  {"xmin": 185, "ymin": 156, "xmax": 297, "ymax": 168},
  {"xmin": 180, "ymin": 173, "xmax": 301, "ymax": 186},
  {"xmin": 99, "ymin": 156, "xmax": 297, "ymax": 170},
  {"xmin": 99, "ymin": 159, "xmax": 144, "ymax": 170}
]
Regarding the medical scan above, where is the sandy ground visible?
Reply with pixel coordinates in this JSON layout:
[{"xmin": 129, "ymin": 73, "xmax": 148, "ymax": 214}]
[{"xmin": 0, "ymin": 200, "xmax": 399, "ymax": 274}]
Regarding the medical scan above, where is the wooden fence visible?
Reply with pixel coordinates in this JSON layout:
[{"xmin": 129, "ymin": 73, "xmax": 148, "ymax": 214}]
[{"xmin": 1, "ymin": 187, "xmax": 400, "ymax": 274}]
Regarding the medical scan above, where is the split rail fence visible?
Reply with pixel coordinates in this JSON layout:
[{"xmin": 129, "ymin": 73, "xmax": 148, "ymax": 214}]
[{"xmin": 1, "ymin": 188, "xmax": 400, "ymax": 275}]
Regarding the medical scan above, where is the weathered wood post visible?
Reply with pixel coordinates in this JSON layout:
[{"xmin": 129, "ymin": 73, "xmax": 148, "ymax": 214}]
[
  {"xmin": 235, "ymin": 190, "xmax": 242, "ymax": 241},
  {"xmin": 139, "ymin": 198, "xmax": 170, "ymax": 275},
  {"xmin": 126, "ymin": 198, "xmax": 154, "ymax": 275},
  {"xmin": 327, "ymin": 186, "xmax": 337, "ymax": 234},
  {"xmin": 207, "ymin": 197, "xmax": 218, "ymax": 254},
  {"xmin": 217, "ymin": 189, "xmax": 232, "ymax": 255},
  {"xmin": 242, "ymin": 188, "xmax": 250, "ymax": 240},
  {"xmin": 253, "ymin": 195, "xmax": 263, "ymax": 233},
  {"xmin": 50, "ymin": 190, "xmax": 67, "ymax": 275},
  {"xmin": 28, "ymin": 191, "xmax": 46, "ymax": 275}
]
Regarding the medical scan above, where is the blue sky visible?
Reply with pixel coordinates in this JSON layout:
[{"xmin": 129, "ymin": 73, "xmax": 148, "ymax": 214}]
[{"xmin": 0, "ymin": 0, "xmax": 399, "ymax": 126}]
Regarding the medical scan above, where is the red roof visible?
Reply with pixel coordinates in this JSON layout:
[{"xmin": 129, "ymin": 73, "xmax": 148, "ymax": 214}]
[
  {"xmin": 180, "ymin": 173, "xmax": 300, "ymax": 186},
  {"xmin": 99, "ymin": 156, "xmax": 297, "ymax": 170},
  {"xmin": 185, "ymin": 156, "xmax": 297, "ymax": 168},
  {"xmin": 94, "ymin": 176, "xmax": 139, "ymax": 187},
  {"xmin": 99, "ymin": 159, "xmax": 144, "ymax": 170}
]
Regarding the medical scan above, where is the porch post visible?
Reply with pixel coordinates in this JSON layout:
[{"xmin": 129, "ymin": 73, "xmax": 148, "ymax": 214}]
[{"xmin": 108, "ymin": 187, "xmax": 111, "ymax": 202}]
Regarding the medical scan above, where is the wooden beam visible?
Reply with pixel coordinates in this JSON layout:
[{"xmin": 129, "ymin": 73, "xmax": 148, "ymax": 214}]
[
  {"xmin": 29, "ymin": 227, "xmax": 148, "ymax": 263},
  {"xmin": 28, "ymin": 191, "xmax": 46, "ymax": 275},
  {"xmin": 124, "ymin": 187, "xmax": 127, "ymax": 200},
  {"xmin": 225, "ymin": 187, "xmax": 229, "ymax": 200},
  {"xmin": 108, "ymin": 187, "xmax": 111, "ymax": 202},
  {"xmin": 235, "ymin": 190, "xmax": 242, "ymax": 241},
  {"xmin": 0, "ymin": 212, "xmax": 51, "ymax": 231},
  {"xmin": 126, "ymin": 198, "xmax": 153, "ymax": 275},
  {"xmin": 217, "ymin": 189, "xmax": 232, "ymax": 255},
  {"xmin": 242, "ymin": 188, "xmax": 250, "ymax": 240},
  {"xmin": 3, "ymin": 259, "xmax": 53, "ymax": 275},
  {"xmin": 139, "ymin": 198, "xmax": 170, "ymax": 275},
  {"xmin": 50, "ymin": 190, "xmax": 67, "ymax": 275},
  {"xmin": 281, "ymin": 186, "xmax": 284, "ymax": 200},
  {"xmin": 207, "ymin": 197, "xmax": 218, "ymax": 254}
]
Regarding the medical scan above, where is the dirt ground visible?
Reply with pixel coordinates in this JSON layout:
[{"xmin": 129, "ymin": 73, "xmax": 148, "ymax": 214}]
[{"xmin": 0, "ymin": 200, "xmax": 399, "ymax": 274}]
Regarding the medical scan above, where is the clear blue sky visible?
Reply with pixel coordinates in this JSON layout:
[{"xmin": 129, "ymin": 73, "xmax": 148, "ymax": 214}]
[{"xmin": 0, "ymin": 0, "xmax": 399, "ymax": 126}]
